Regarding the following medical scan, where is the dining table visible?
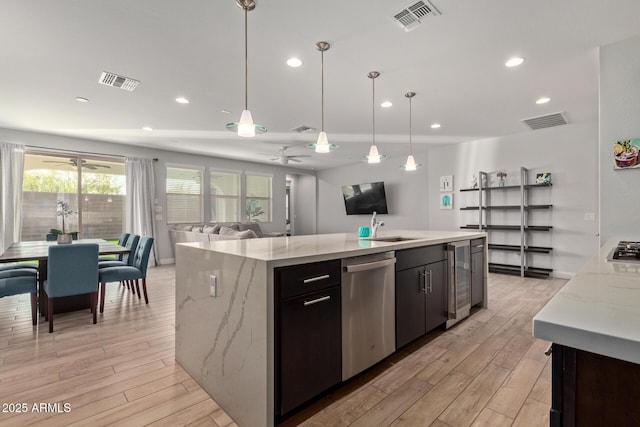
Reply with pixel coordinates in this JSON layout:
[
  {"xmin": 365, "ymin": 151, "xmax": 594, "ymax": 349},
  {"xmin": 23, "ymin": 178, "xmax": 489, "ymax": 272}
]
[{"xmin": 0, "ymin": 238, "xmax": 130, "ymax": 314}]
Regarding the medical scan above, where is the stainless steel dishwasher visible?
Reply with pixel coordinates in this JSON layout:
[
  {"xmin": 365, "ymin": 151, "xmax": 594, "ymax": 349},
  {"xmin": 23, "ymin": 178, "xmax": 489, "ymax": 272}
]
[{"xmin": 341, "ymin": 251, "xmax": 396, "ymax": 380}]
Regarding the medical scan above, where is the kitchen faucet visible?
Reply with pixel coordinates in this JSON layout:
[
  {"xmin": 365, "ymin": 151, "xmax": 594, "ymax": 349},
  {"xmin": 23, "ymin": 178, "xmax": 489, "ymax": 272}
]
[{"xmin": 371, "ymin": 211, "xmax": 384, "ymax": 237}]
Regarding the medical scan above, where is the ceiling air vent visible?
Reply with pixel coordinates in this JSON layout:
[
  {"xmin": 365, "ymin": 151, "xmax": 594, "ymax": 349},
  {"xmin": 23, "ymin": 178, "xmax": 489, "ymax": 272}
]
[
  {"xmin": 290, "ymin": 124, "xmax": 317, "ymax": 134},
  {"xmin": 393, "ymin": 1, "xmax": 441, "ymax": 32},
  {"xmin": 521, "ymin": 112, "xmax": 568, "ymax": 130},
  {"xmin": 98, "ymin": 71, "xmax": 140, "ymax": 92}
]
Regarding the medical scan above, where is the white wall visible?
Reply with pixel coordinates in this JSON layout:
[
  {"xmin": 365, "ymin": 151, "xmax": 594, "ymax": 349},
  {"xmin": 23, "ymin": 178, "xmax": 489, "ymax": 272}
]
[
  {"xmin": 0, "ymin": 127, "xmax": 311, "ymax": 264},
  {"xmin": 599, "ymin": 34, "xmax": 640, "ymax": 243},
  {"xmin": 317, "ymin": 152, "xmax": 429, "ymax": 234},
  {"xmin": 316, "ymin": 123, "xmax": 599, "ymax": 276},
  {"xmin": 426, "ymin": 122, "xmax": 599, "ymax": 276}
]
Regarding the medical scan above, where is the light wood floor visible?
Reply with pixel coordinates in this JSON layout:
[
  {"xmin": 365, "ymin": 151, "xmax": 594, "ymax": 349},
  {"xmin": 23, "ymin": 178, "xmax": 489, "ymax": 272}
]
[{"xmin": 0, "ymin": 266, "xmax": 565, "ymax": 426}]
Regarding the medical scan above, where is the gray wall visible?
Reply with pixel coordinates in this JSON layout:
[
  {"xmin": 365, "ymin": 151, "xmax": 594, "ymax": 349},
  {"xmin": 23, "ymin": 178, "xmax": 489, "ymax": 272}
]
[
  {"xmin": 0, "ymin": 127, "xmax": 312, "ymax": 264},
  {"xmin": 599, "ymin": 34, "xmax": 640, "ymax": 242},
  {"xmin": 291, "ymin": 174, "xmax": 317, "ymax": 236},
  {"xmin": 317, "ymin": 152, "xmax": 429, "ymax": 234}
]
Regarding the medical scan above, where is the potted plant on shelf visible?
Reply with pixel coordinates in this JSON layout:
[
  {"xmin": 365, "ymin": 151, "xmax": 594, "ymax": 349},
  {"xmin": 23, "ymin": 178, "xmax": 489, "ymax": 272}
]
[
  {"xmin": 497, "ymin": 171, "xmax": 507, "ymax": 187},
  {"xmin": 51, "ymin": 200, "xmax": 77, "ymax": 244}
]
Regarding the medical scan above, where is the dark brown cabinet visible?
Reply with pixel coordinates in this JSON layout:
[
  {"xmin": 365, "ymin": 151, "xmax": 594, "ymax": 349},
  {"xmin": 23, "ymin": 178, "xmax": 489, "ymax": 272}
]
[
  {"xmin": 275, "ymin": 260, "xmax": 342, "ymax": 416},
  {"xmin": 550, "ymin": 343, "xmax": 640, "ymax": 427},
  {"xmin": 471, "ymin": 238, "xmax": 485, "ymax": 307},
  {"xmin": 395, "ymin": 246, "xmax": 448, "ymax": 349}
]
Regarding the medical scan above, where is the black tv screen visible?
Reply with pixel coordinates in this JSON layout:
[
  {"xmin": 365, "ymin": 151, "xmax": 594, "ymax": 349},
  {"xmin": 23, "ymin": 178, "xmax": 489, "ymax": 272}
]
[{"xmin": 342, "ymin": 181, "xmax": 389, "ymax": 215}]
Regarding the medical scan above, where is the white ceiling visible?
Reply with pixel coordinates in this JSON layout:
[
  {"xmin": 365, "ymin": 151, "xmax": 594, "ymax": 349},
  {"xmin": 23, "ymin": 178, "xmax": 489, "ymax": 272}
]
[{"xmin": 2, "ymin": 0, "xmax": 640, "ymax": 170}]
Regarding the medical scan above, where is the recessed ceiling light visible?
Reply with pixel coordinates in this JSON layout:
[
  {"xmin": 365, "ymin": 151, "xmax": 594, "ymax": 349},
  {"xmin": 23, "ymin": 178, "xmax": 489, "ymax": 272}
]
[
  {"xmin": 505, "ymin": 57, "xmax": 525, "ymax": 67},
  {"xmin": 221, "ymin": 110, "xmax": 231, "ymax": 114},
  {"xmin": 536, "ymin": 97, "xmax": 551, "ymax": 104},
  {"xmin": 430, "ymin": 123, "xmax": 441, "ymax": 129},
  {"xmin": 175, "ymin": 97, "xmax": 190, "ymax": 104},
  {"xmin": 286, "ymin": 57, "xmax": 302, "ymax": 68},
  {"xmin": 381, "ymin": 101, "xmax": 393, "ymax": 108},
  {"xmin": 75, "ymin": 97, "xmax": 89, "ymax": 103},
  {"xmin": 142, "ymin": 126, "xmax": 153, "ymax": 131}
]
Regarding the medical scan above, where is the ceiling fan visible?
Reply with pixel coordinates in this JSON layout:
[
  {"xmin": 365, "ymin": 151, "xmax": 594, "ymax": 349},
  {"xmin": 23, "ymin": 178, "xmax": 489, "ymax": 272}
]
[
  {"xmin": 257, "ymin": 146, "xmax": 310, "ymax": 165},
  {"xmin": 43, "ymin": 158, "xmax": 111, "ymax": 170}
]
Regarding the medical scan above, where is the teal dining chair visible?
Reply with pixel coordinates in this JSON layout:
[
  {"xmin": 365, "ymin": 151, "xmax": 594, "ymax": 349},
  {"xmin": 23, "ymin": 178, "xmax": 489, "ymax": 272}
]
[
  {"xmin": 43, "ymin": 243, "xmax": 99, "ymax": 333},
  {"xmin": 0, "ymin": 268, "xmax": 38, "ymax": 326},
  {"xmin": 99, "ymin": 233, "xmax": 139, "ymax": 293},
  {"xmin": 99, "ymin": 237, "xmax": 154, "ymax": 312},
  {"xmin": 0, "ymin": 262, "xmax": 38, "ymax": 272},
  {"xmin": 99, "ymin": 232, "xmax": 130, "ymax": 261}
]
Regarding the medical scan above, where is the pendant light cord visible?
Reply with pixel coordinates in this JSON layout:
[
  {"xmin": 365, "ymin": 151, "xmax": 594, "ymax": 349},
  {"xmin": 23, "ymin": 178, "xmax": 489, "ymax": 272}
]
[
  {"xmin": 372, "ymin": 77, "xmax": 376, "ymax": 146},
  {"xmin": 244, "ymin": 7, "xmax": 248, "ymax": 110},
  {"xmin": 409, "ymin": 96, "xmax": 413, "ymax": 155}
]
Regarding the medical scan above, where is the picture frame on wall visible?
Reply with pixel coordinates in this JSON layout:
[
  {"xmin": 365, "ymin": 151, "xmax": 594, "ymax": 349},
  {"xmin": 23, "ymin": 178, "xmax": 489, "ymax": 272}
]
[
  {"xmin": 440, "ymin": 192, "xmax": 453, "ymax": 210},
  {"xmin": 613, "ymin": 139, "xmax": 640, "ymax": 170},
  {"xmin": 439, "ymin": 175, "xmax": 453, "ymax": 192}
]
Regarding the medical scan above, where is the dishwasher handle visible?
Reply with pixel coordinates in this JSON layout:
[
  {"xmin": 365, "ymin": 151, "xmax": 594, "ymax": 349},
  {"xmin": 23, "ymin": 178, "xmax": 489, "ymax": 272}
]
[{"xmin": 344, "ymin": 257, "xmax": 396, "ymax": 273}]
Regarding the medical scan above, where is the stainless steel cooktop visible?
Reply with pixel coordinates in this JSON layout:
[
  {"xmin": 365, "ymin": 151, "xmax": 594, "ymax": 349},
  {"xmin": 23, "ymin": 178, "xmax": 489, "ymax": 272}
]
[{"xmin": 606, "ymin": 241, "xmax": 640, "ymax": 264}]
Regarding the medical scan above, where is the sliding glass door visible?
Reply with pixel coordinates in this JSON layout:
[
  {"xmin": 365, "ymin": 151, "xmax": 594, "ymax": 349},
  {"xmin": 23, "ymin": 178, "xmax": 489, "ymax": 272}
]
[{"xmin": 22, "ymin": 152, "xmax": 125, "ymax": 241}]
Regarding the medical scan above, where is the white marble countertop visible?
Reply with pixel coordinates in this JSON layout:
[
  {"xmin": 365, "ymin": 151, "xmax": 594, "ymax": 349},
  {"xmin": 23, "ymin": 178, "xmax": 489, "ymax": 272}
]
[
  {"xmin": 533, "ymin": 237, "xmax": 640, "ymax": 364},
  {"xmin": 178, "ymin": 230, "xmax": 485, "ymax": 266}
]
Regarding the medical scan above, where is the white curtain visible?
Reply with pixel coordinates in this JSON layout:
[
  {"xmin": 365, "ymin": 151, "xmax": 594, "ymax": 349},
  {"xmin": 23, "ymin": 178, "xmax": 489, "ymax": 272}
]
[
  {"xmin": 0, "ymin": 143, "xmax": 25, "ymax": 254},
  {"xmin": 125, "ymin": 157, "xmax": 158, "ymax": 266}
]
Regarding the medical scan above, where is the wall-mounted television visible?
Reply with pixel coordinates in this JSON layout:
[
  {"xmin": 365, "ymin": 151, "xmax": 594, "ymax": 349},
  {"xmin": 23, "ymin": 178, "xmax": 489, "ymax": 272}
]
[{"xmin": 342, "ymin": 181, "xmax": 389, "ymax": 215}]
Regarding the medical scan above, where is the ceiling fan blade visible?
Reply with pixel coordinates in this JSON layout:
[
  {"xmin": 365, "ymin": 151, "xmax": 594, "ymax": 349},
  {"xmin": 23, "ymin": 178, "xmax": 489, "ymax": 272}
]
[
  {"xmin": 288, "ymin": 158, "xmax": 302, "ymax": 162},
  {"xmin": 290, "ymin": 155, "xmax": 311, "ymax": 159},
  {"xmin": 84, "ymin": 163, "xmax": 111, "ymax": 169}
]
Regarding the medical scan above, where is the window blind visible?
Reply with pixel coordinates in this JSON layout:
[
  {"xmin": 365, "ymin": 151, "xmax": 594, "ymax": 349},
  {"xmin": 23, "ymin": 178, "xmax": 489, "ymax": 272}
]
[
  {"xmin": 166, "ymin": 166, "xmax": 202, "ymax": 224},
  {"xmin": 210, "ymin": 171, "xmax": 240, "ymax": 222},
  {"xmin": 246, "ymin": 174, "xmax": 272, "ymax": 222}
]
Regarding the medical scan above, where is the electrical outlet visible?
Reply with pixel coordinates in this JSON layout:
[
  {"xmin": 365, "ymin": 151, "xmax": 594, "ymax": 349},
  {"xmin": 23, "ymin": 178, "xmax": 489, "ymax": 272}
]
[{"xmin": 209, "ymin": 275, "xmax": 217, "ymax": 297}]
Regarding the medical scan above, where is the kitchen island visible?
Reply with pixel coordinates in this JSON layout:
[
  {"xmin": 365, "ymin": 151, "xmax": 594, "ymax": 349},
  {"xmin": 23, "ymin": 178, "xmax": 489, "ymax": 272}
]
[
  {"xmin": 175, "ymin": 230, "xmax": 486, "ymax": 427},
  {"xmin": 533, "ymin": 238, "xmax": 640, "ymax": 426}
]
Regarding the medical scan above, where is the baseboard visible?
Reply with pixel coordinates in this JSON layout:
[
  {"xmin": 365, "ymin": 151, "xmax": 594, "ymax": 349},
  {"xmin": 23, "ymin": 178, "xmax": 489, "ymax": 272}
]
[
  {"xmin": 158, "ymin": 258, "xmax": 175, "ymax": 265},
  {"xmin": 552, "ymin": 271, "xmax": 575, "ymax": 279}
]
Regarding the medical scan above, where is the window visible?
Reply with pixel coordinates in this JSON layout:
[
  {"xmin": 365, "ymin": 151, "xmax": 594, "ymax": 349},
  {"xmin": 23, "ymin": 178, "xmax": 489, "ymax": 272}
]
[
  {"xmin": 245, "ymin": 174, "xmax": 272, "ymax": 222},
  {"xmin": 22, "ymin": 152, "xmax": 125, "ymax": 241},
  {"xmin": 210, "ymin": 170, "xmax": 240, "ymax": 222},
  {"xmin": 166, "ymin": 166, "xmax": 203, "ymax": 224}
]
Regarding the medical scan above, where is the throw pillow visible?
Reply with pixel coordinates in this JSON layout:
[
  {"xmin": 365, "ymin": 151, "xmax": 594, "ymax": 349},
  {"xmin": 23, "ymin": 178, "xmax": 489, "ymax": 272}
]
[
  {"xmin": 191, "ymin": 225, "xmax": 203, "ymax": 233},
  {"xmin": 219, "ymin": 226, "xmax": 258, "ymax": 239},
  {"xmin": 238, "ymin": 222, "xmax": 263, "ymax": 238},
  {"xmin": 202, "ymin": 225, "xmax": 217, "ymax": 233}
]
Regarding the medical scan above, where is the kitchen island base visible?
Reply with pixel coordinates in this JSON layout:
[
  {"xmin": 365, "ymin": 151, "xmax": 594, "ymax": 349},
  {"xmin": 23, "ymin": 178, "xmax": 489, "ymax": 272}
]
[{"xmin": 550, "ymin": 343, "xmax": 640, "ymax": 427}]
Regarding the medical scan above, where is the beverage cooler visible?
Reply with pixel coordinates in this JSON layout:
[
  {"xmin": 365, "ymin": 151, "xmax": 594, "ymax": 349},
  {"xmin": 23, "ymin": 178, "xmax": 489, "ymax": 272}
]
[{"xmin": 446, "ymin": 240, "xmax": 471, "ymax": 328}]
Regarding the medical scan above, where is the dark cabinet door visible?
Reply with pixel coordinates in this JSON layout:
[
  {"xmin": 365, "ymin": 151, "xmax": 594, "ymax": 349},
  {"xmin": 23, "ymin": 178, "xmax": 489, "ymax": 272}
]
[
  {"xmin": 425, "ymin": 260, "xmax": 448, "ymax": 332},
  {"xmin": 471, "ymin": 251, "xmax": 484, "ymax": 306},
  {"xmin": 395, "ymin": 266, "xmax": 427, "ymax": 348},
  {"xmin": 279, "ymin": 286, "xmax": 341, "ymax": 415}
]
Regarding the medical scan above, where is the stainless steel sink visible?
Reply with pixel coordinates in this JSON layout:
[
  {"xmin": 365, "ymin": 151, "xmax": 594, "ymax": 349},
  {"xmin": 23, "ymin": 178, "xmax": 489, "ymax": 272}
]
[{"xmin": 365, "ymin": 236, "xmax": 418, "ymax": 242}]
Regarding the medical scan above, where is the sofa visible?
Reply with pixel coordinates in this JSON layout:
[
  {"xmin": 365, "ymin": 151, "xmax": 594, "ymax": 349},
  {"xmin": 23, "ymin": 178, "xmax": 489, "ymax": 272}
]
[{"xmin": 168, "ymin": 222, "xmax": 285, "ymax": 254}]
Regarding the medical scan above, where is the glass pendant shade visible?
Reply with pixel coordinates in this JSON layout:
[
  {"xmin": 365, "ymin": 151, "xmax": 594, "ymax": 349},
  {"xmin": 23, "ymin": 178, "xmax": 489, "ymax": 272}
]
[
  {"xmin": 315, "ymin": 131, "xmax": 330, "ymax": 153},
  {"xmin": 402, "ymin": 154, "xmax": 420, "ymax": 171},
  {"xmin": 237, "ymin": 109, "xmax": 255, "ymax": 137},
  {"xmin": 367, "ymin": 145, "xmax": 382, "ymax": 164}
]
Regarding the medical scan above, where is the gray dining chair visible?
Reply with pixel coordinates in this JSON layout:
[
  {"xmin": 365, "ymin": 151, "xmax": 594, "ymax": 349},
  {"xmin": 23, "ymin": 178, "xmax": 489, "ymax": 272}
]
[
  {"xmin": 43, "ymin": 243, "xmax": 99, "ymax": 333},
  {"xmin": 0, "ymin": 268, "xmax": 38, "ymax": 326}
]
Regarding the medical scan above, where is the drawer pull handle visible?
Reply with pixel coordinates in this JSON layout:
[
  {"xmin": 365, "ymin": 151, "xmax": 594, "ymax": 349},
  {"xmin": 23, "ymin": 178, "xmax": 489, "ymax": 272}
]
[
  {"xmin": 544, "ymin": 345, "xmax": 553, "ymax": 356},
  {"xmin": 303, "ymin": 295, "xmax": 331, "ymax": 306},
  {"xmin": 473, "ymin": 244, "xmax": 484, "ymax": 248},
  {"xmin": 303, "ymin": 274, "xmax": 330, "ymax": 284}
]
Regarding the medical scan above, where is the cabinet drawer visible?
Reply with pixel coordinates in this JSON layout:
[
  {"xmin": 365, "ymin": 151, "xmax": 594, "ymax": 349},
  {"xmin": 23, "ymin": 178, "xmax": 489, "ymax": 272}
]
[
  {"xmin": 277, "ymin": 259, "xmax": 341, "ymax": 299},
  {"xmin": 471, "ymin": 238, "xmax": 485, "ymax": 253},
  {"xmin": 396, "ymin": 245, "xmax": 447, "ymax": 271}
]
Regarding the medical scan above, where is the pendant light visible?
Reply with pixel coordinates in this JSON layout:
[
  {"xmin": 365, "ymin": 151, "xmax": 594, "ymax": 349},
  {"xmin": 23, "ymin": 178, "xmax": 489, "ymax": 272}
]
[
  {"xmin": 364, "ymin": 71, "xmax": 386, "ymax": 163},
  {"xmin": 401, "ymin": 91, "xmax": 422, "ymax": 171},
  {"xmin": 307, "ymin": 41, "xmax": 338, "ymax": 153},
  {"xmin": 225, "ymin": 0, "xmax": 266, "ymax": 137}
]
